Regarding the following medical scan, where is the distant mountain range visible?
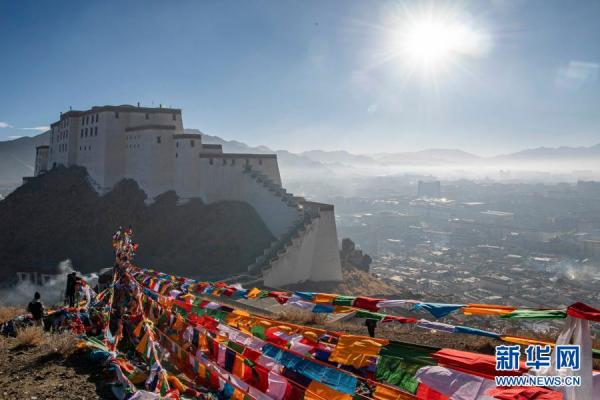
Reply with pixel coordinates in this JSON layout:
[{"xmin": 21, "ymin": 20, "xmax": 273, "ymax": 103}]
[
  {"xmin": 0, "ymin": 132, "xmax": 49, "ymax": 185},
  {"xmin": 495, "ymin": 144, "xmax": 600, "ymax": 161},
  {"xmin": 1, "ymin": 130, "xmax": 599, "ymax": 188}
]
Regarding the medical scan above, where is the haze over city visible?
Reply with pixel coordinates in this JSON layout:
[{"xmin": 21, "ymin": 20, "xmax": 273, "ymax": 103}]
[{"xmin": 1, "ymin": 0, "xmax": 599, "ymax": 155}]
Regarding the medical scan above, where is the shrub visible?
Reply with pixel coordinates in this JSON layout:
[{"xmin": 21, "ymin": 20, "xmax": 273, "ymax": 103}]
[
  {"xmin": 15, "ymin": 325, "xmax": 44, "ymax": 347},
  {"xmin": 41, "ymin": 330, "xmax": 80, "ymax": 357}
]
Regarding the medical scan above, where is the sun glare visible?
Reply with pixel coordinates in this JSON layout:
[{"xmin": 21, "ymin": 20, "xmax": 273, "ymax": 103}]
[{"xmin": 384, "ymin": 6, "xmax": 489, "ymax": 80}]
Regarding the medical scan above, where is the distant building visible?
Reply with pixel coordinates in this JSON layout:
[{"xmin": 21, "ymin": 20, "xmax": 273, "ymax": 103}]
[
  {"xmin": 33, "ymin": 105, "xmax": 343, "ymax": 286},
  {"xmin": 577, "ymin": 180, "xmax": 600, "ymax": 198},
  {"xmin": 16, "ymin": 271, "xmax": 58, "ymax": 286},
  {"xmin": 418, "ymin": 180, "xmax": 441, "ymax": 198},
  {"xmin": 34, "ymin": 145, "xmax": 49, "ymax": 176}
]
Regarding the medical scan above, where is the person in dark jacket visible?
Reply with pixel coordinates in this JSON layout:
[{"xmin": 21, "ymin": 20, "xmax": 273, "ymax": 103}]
[
  {"xmin": 27, "ymin": 292, "xmax": 44, "ymax": 324},
  {"xmin": 365, "ymin": 319, "xmax": 377, "ymax": 338},
  {"xmin": 65, "ymin": 272, "xmax": 77, "ymax": 307}
]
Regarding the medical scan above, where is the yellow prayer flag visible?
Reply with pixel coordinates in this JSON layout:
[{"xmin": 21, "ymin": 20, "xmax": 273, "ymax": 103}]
[
  {"xmin": 133, "ymin": 320, "xmax": 144, "ymax": 337},
  {"xmin": 232, "ymin": 388, "xmax": 245, "ymax": 400},
  {"xmin": 463, "ymin": 304, "xmax": 516, "ymax": 316},
  {"xmin": 135, "ymin": 332, "xmax": 149, "ymax": 355},
  {"xmin": 198, "ymin": 363, "xmax": 206, "ymax": 379},
  {"xmin": 314, "ymin": 293, "xmax": 337, "ymax": 304},
  {"xmin": 305, "ymin": 381, "xmax": 352, "ymax": 400},
  {"xmin": 501, "ymin": 336, "xmax": 555, "ymax": 347},
  {"xmin": 373, "ymin": 384, "xmax": 414, "ymax": 400},
  {"xmin": 328, "ymin": 335, "xmax": 388, "ymax": 369},
  {"xmin": 247, "ymin": 287, "xmax": 262, "ymax": 299}
]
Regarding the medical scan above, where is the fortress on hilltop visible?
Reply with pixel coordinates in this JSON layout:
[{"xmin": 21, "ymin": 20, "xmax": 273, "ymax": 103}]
[{"xmin": 33, "ymin": 105, "xmax": 342, "ymax": 286}]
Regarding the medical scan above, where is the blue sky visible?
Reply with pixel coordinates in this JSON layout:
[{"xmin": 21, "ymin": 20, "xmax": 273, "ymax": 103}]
[{"xmin": 0, "ymin": 0, "xmax": 598, "ymax": 155}]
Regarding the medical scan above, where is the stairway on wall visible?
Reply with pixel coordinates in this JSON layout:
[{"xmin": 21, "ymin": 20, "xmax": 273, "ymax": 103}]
[
  {"xmin": 86, "ymin": 174, "xmax": 106, "ymax": 194},
  {"xmin": 243, "ymin": 166, "xmax": 327, "ymax": 285}
]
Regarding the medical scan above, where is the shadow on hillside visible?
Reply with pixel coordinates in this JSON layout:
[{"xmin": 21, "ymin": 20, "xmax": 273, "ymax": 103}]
[{"xmin": 62, "ymin": 351, "xmax": 115, "ymax": 399}]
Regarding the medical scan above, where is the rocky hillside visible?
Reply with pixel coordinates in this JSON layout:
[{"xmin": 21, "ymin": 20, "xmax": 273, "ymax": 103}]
[{"xmin": 0, "ymin": 167, "xmax": 274, "ymax": 282}]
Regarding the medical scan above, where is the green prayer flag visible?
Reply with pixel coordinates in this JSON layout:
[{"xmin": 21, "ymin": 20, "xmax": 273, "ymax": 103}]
[
  {"xmin": 206, "ymin": 309, "xmax": 227, "ymax": 321},
  {"xmin": 333, "ymin": 295, "xmax": 356, "ymax": 306},
  {"xmin": 228, "ymin": 340, "xmax": 245, "ymax": 354},
  {"xmin": 376, "ymin": 341, "xmax": 438, "ymax": 393},
  {"xmin": 250, "ymin": 325, "xmax": 266, "ymax": 339},
  {"xmin": 355, "ymin": 310, "xmax": 385, "ymax": 321},
  {"xmin": 160, "ymin": 376, "xmax": 169, "ymax": 396},
  {"xmin": 379, "ymin": 341, "xmax": 439, "ymax": 360},
  {"xmin": 501, "ymin": 309, "xmax": 567, "ymax": 320},
  {"xmin": 192, "ymin": 306, "xmax": 206, "ymax": 316},
  {"xmin": 375, "ymin": 356, "xmax": 424, "ymax": 394}
]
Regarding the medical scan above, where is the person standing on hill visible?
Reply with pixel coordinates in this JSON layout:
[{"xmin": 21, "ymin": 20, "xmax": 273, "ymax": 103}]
[
  {"xmin": 365, "ymin": 319, "xmax": 377, "ymax": 338},
  {"xmin": 65, "ymin": 272, "xmax": 77, "ymax": 307},
  {"xmin": 27, "ymin": 292, "xmax": 44, "ymax": 325}
]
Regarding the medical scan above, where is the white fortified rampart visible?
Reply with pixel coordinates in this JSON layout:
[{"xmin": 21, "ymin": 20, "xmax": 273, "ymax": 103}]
[{"xmin": 36, "ymin": 105, "xmax": 342, "ymax": 286}]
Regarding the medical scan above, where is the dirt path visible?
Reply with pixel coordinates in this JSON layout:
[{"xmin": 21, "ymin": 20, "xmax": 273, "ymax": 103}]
[{"xmin": 0, "ymin": 337, "xmax": 113, "ymax": 400}]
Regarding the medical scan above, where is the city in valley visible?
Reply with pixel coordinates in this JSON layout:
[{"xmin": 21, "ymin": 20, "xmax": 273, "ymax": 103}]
[{"xmin": 291, "ymin": 174, "xmax": 600, "ymax": 310}]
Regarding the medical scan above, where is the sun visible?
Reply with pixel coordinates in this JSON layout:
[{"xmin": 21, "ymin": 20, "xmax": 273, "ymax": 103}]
[{"xmin": 384, "ymin": 6, "xmax": 489, "ymax": 79}]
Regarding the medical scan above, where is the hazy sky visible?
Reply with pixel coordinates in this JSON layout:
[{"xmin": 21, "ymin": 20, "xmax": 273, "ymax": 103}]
[{"xmin": 0, "ymin": 0, "xmax": 599, "ymax": 155}]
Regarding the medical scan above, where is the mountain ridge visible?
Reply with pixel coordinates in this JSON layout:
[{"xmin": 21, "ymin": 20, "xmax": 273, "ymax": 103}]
[{"xmin": 1, "ymin": 131, "xmax": 599, "ymax": 189}]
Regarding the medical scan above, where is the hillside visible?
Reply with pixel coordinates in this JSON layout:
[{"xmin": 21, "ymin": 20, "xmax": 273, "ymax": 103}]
[
  {"xmin": 282, "ymin": 264, "xmax": 413, "ymax": 297},
  {"xmin": 0, "ymin": 132, "xmax": 49, "ymax": 187},
  {"xmin": 0, "ymin": 166, "xmax": 274, "ymax": 282}
]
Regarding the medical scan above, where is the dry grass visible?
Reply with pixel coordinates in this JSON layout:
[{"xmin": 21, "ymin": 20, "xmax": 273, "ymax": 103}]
[
  {"xmin": 276, "ymin": 306, "xmax": 327, "ymax": 325},
  {"xmin": 0, "ymin": 306, "xmax": 25, "ymax": 323},
  {"xmin": 11, "ymin": 325, "xmax": 80, "ymax": 357},
  {"xmin": 41, "ymin": 330, "xmax": 80, "ymax": 357},
  {"xmin": 15, "ymin": 325, "xmax": 45, "ymax": 347}
]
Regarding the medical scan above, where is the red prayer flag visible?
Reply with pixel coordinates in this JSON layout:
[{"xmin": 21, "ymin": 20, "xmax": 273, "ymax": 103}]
[
  {"xmin": 567, "ymin": 302, "xmax": 600, "ymax": 322},
  {"xmin": 487, "ymin": 386, "xmax": 563, "ymax": 400},
  {"xmin": 416, "ymin": 383, "xmax": 450, "ymax": 400},
  {"xmin": 352, "ymin": 296, "xmax": 383, "ymax": 311},
  {"xmin": 433, "ymin": 349, "xmax": 528, "ymax": 379}
]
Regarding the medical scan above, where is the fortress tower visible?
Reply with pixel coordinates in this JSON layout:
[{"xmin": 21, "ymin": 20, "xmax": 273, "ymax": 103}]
[{"xmin": 37, "ymin": 105, "xmax": 343, "ymax": 286}]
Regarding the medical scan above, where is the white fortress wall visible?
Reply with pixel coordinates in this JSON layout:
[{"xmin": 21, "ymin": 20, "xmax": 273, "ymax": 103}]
[
  {"xmin": 305, "ymin": 204, "xmax": 343, "ymax": 281},
  {"xmin": 174, "ymin": 134, "xmax": 203, "ymax": 199},
  {"xmin": 37, "ymin": 105, "xmax": 344, "ymax": 286},
  {"xmin": 262, "ymin": 215, "xmax": 320, "ymax": 286},
  {"xmin": 261, "ymin": 203, "xmax": 342, "ymax": 287},
  {"xmin": 194, "ymin": 155, "xmax": 301, "ymax": 238},
  {"xmin": 75, "ymin": 113, "xmax": 105, "ymax": 189}
]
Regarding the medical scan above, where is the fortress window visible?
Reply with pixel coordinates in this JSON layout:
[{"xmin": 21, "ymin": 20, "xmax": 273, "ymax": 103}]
[
  {"xmin": 145, "ymin": 113, "xmax": 149, "ymax": 120},
  {"xmin": 176, "ymin": 141, "xmax": 179, "ymax": 148},
  {"xmin": 209, "ymin": 158, "xmax": 213, "ymax": 165},
  {"xmin": 190, "ymin": 140, "xmax": 195, "ymax": 147},
  {"xmin": 245, "ymin": 158, "xmax": 249, "ymax": 165},
  {"xmin": 85, "ymin": 128, "xmax": 88, "ymax": 137},
  {"xmin": 175, "ymin": 152, "xmax": 178, "ymax": 158},
  {"xmin": 222, "ymin": 159, "xmax": 227, "ymax": 165},
  {"xmin": 81, "ymin": 117, "xmax": 84, "ymax": 124},
  {"xmin": 172, "ymin": 114, "xmax": 176, "ymax": 121},
  {"xmin": 86, "ymin": 116, "xmax": 89, "ymax": 125},
  {"xmin": 259, "ymin": 159, "xmax": 263, "ymax": 165},
  {"xmin": 156, "ymin": 136, "xmax": 161, "ymax": 144},
  {"xmin": 115, "ymin": 111, "xmax": 119, "ymax": 119},
  {"xmin": 95, "ymin": 127, "xmax": 98, "ymax": 136},
  {"xmin": 80, "ymin": 129, "xmax": 83, "ymax": 137},
  {"xmin": 95, "ymin": 114, "xmax": 99, "ymax": 123},
  {"xmin": 231, "ymin": 159, "xmax": 236, "ymax": 166}
]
